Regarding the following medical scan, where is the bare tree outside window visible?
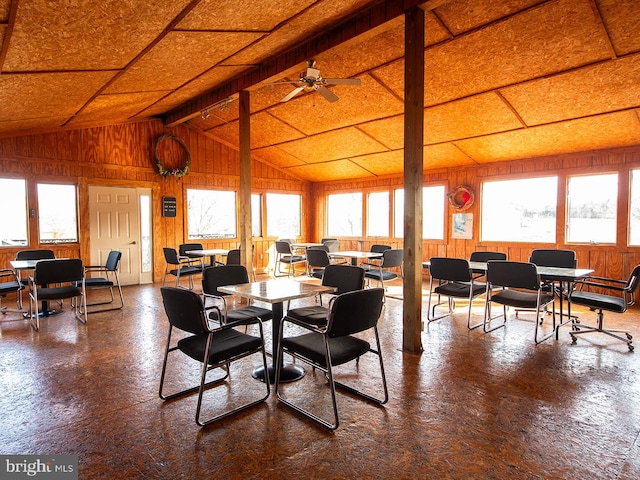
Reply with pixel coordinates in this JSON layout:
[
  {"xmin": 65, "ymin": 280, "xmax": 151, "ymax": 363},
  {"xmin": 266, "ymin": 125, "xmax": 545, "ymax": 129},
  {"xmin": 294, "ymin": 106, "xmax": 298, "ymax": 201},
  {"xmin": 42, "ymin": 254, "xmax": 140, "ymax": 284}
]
[
  {"xmin": 187, "ymin": 189, "xmax": 236, "ymax": 239},
  {"xmin": 327, "ymin": 192, "xmax": 362, "ymax": 237},
  {"xmin": 37, "ymin": 183, "xmax": 78, "ymax": 243}
]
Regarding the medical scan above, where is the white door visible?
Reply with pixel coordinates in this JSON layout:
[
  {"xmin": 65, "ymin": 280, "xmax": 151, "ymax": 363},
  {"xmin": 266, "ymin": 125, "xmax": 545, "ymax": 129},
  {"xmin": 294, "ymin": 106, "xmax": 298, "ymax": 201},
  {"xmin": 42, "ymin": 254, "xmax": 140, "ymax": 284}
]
[{"xmin": 88, "ymin": 185, "xmax": 147, "ymax": 285}]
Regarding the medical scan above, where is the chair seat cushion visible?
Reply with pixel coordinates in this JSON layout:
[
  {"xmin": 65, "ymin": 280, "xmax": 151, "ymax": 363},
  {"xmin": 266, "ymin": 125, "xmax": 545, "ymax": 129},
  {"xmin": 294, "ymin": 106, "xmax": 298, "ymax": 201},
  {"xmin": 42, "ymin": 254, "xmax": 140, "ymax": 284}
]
[
  {"xmin": 169, "ymin": 266, "xmax": 201, "ymax": 276},
  {"xmin": 282, "ymin": 333, "xmax": 370, "ymax": 367},
  {"xmin": 569, "ymin": 291, "xmax": 627, "ymax": 313},
  {"xmin": 491, "ymin": 289, "xmax": 553, "ymax": 309},
  {"xmin": 75, "ymin": 278, "xmax": 114, "ymax": 287},
  {"xmin": 0, "ymin": 281, "xmax": 21, "ymax": 295},
  {"xmin": 178, "ymin": 329, "xmax": 263, "ymax": 365},
  {"xmin": 33, "ymin": 285, "xmax": 82, "ymax": 300},
  {"xmin": 434, "ymin": 281, "xmax": 484, "ymax": 298},
  {"xmin": 365, "ymin": 270, "xmax": 398, "ymax": 281},
  {"xmin": 287, "ymin": 305, "xmax": 329, "ymax": 326},
  {"xmin": 209, "ymin": 305, "xmax": 273, "ymax": 324},
  {"xmin": 280, "ymin": 255, "xmax": 306, "ymax": 264}
]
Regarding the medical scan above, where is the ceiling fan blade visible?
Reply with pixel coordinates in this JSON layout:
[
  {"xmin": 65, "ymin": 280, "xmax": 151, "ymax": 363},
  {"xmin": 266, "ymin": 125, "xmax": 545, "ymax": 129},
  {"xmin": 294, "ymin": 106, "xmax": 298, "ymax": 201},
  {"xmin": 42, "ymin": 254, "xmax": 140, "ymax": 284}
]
[
  {"xmin": 323, "ymin": 77, "xmax": 361, "ymax": 86},
  {"xmin": 280, "ymin": 85, "xmax": 305, "ymax": 103},
  {"xmin": 317, "ymin": 85, "xmax": 339, "ymax": 103}
]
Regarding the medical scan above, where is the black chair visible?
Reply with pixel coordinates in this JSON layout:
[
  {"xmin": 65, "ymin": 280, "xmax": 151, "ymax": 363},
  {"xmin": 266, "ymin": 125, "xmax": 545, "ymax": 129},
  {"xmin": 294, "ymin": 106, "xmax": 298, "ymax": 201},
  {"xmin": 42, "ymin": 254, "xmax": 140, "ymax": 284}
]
[
  {"xmin": 226, "ymin": 246, "xmax": 256, "ymax": 281},
  {"xmin": 179, "ymin": 243, "xmax": 220, "ymax": 267},
  {"xmin": 0, "ymin": 268, "xmax": 23, "ymax": 313},
  {"xmin": 287, "ymin": 264, "xmax": 365, "ymax": 327},
  {"xmin": 274, "ymin": 240, "xmax": 306, "ymax": 277},
  {"xmin": 15, "ymin": 249, "xmax": 55, "ymax": 286},
  {"xmin": 162, "ymin": 247, "xmax": 202, "ymax": 290},
  {"xmin": 28, "ymin": 258, "xmax": 87, "ymax": 331},
  {"xmin": 364, "ymin": 249, "xmax": 403, "ymax": 300},
  {"xmin": 306, "ymin": 247, "xmax": 331, "ymax": 278},
  {"xmin": 469, "ymin": 251, "xmax": 507, "ymax": 280},
  {"xmin": 201, "ymin": 265, "xmax": 273, "ymax": 326},
  {"xmin": 77, "ymin": 250, "xmax": 123, "ymax": 312},
  {"xmin": 275, "ymin": 288, "xmax": 388, "ymax": 430},
  {"xmin": 361, "ymin": 244, "xmax": 391, "ymax": 270},
  {"xmin": 159, "ymin": 286, "xmax": 270, "ymax": 426},
  {"xmin": 427, "ymin": 257, "xmax": 486, "ymax": 329},
  {"xmin": 568, "ymin": 265, "xmax": 640, "ymax": 351},
  {"xmin": 483, "ymin": 260, "xmax": 555, "ymax": 343}
]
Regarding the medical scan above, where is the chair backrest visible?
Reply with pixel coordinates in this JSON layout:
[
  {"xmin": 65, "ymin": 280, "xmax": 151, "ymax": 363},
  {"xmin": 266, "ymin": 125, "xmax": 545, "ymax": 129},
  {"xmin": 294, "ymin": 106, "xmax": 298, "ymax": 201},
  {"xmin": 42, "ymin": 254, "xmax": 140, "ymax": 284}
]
[
  {"xmin": 163, "ymin": 247, "xmax": 180, "ymax": 266},
  {"xmin": 33, "ymin": 259, "xmax": 84, "ymax": 285},
  {"xmin": 104, "ymin": 250, "xmax": 122, "ymax": 271},
  {"xmin": 529, "ymin": 249, "xmax": 576, "ymax": 268},
  {"xmin": 202, "ymin": 265, "xmax": 250, "ymax": 296},
  {"xmin": 327, "ymin": 288, "xmax": 385, "ymax": 338},
  {"xmin": 626, "ymin": 264, "xmax": 640, "ymax": 294},
  {"xmin": 226, "ymin": 249, "xmax": 241, "ymax": 265},
  {"xmin": 275, "ymin": 241, "xmax": 292, "ymax": 254},
  {"xmin": 161, "ymin": 286, "xmax": 209, "ymax": 335},
  {"xmin": 16, "ymin": 249, "xmax": 55, "ymax": 260},
  {"xmin": 469, "ymin": 251, "xmax": 507, "ymax": 263},
  {"xmin": 306, "ymin": 248, "xmax": 331, "ymax": 269},
  {"xmin": 321, "ymin": 238, "xmax": 340, "ymax": 252},
  {"xmin": 381, "ymin": 249, "xmax": 403, "ymax": 268},
  {"xmin": 179, "ymin": 243, "xmax": 203, "ymax": 256},
  {"xmin": 486, "ymin": 260, "xmax": 541, "ymax": 291},
  {"xmin": 322, "ymin": 264, "xmax": 365, "ymax": 294},
  {"xmin": 429, "ymin": 257, "xmax": 472, "ymax": 283},
  {"xmin": 370, "ymin": 244, "xmax": 391, "ymax": 254}
]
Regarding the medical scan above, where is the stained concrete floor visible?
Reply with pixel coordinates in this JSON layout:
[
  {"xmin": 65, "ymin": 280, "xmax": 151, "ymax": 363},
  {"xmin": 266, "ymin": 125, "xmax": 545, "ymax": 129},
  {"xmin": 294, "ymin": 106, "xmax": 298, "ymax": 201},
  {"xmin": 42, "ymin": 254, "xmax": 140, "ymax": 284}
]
[{"xmin": 1, "ymin": 278, "xmax": 639, "ymax": 479}]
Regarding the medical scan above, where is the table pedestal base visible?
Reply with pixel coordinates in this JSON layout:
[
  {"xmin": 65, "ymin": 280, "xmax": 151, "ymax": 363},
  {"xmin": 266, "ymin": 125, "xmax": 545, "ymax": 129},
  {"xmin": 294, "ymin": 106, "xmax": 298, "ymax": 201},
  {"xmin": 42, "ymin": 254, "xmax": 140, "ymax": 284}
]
[{"xmin": 252, "ymin": 363, "xmax": 304, "ymax": 384}]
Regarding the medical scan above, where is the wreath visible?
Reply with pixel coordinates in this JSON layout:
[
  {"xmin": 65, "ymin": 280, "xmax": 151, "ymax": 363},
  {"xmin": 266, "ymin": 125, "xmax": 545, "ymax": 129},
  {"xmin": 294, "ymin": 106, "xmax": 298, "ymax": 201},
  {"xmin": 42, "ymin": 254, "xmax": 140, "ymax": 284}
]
[
  {"xmin": 153, "ymin": 134, "xmax": 191, "ymax": 178},
  {"xmin": 447, "ymin": 185, "xmax": 474, "ymax": 211}
]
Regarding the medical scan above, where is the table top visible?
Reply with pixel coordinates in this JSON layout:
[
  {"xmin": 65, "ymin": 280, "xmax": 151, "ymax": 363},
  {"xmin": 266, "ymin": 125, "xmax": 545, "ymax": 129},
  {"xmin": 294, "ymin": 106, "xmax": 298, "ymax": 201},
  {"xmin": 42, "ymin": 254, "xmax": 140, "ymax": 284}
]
[
  {"xmin": 219, "ymin": 279, "xmax": 335, "ymax": 304},
  {"xmin": 290, "ymin": 242, "xmax": 324, "ymax": 249},
  {"xmin": 330, "ymin": 251, "xmax": 383, "ymax": 260},
  {"xmin": 184, "ymin": 249, "xmax": 229, "ymax": 257},
  {"xmin": 423, "ymin": 260, "xmax": 593, "ymax": 280},
  {"xmin": 10, "ymin": 259, "xmax": 58, "ymax": 269}
]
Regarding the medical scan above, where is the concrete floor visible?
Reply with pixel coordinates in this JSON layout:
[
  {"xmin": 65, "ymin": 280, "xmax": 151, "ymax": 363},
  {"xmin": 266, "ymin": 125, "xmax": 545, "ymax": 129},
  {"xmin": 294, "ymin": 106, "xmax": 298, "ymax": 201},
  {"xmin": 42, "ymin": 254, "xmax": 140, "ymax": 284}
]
[{"xmin": 1, "ymin": 278, "xmax": 639, "ymax": 479}]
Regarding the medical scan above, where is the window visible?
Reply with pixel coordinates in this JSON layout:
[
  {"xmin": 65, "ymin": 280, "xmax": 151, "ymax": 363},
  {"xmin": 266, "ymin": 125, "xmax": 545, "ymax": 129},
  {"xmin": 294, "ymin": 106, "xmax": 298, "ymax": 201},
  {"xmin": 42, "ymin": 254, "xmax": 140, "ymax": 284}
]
[
  {"xmin": 251, "ymin": 193, "xmax": 262, "ymax": 237},
  {"xmin": 187, "ymin": 189, "xmax": 237, "ymax": 239},
  {"xmin": 631, "ymin": 169, "xmax": 640, "ymax": 246},
  {"xmin": 266, "ymin": 193, "xmax": 301, "ymax": 237},
  {"xmin": 327, "ymin": 192, "xmax": 362, "ymax": 237},
  {"xmin": 37, "ymin": 183, "xmax": 78, "ymax": 243},
  {"xmin": 367, "ymin": 191, "xmax": 389, "ymax": 237},
  {"xmin": 481, "ymin": 176, "xmax": 557, "ymax": 242},
  {"xmin": 394, "ymin": 186, "xmax": 445, "ymax": 239},
  {"xmin": 567, "ymin": 173, "xmax": 617, "ymax": 244},
  {"xmin": 0, "ymin": 178, "xmax": 28, "ymax": 246}
]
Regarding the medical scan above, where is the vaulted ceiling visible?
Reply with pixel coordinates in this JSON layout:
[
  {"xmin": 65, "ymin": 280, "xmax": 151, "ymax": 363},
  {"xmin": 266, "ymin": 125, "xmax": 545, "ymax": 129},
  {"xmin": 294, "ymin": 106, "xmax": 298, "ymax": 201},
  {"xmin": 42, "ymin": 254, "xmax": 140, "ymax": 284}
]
[{"xmin": 1, "ymin": 0, "xmax": 640, "ymax": 182}]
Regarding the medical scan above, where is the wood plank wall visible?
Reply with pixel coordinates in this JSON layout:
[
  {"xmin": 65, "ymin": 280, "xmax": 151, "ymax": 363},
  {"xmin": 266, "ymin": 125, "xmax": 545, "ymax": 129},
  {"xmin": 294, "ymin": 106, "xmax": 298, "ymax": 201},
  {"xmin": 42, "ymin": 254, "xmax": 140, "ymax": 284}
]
[
  {"xmin": 311, "ymin": 146, "xmax": 640, "ymax": 281},
  {"xmin": 0, "ymin": 120, "xmax": 310, "ymax": 282}
]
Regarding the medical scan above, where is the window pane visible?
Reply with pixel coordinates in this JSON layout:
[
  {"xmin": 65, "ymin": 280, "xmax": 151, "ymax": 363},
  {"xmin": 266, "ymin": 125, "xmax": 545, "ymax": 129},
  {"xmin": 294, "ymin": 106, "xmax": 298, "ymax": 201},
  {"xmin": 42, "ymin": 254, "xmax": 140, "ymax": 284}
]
[
  {"xmin": 567, "ymin": 173, "xmax": 617, "ymax": 244},
  {"xmin": 0, "ymin": 178, "xmax": 28, "ymax": 246},
  {"xmin": 251, "ymin": 193, "xmax": 262, "ymax": 237},
  {"xmin": 187, "ymin": 189, "xmax": 237, "ymax": 239},
  {"xmin": 481, "ymin": 177, "xmax": 557, "ymax": 242},
  {"xmin": 394, "ymin": 186, "xmax": 445, "ymax": 239},
  {"xmin": 327, "ymin": 192, "xmax": 362, "ymax": 237},
  {"xmin": 630, "ymin": 170, "xmax": 640, "ymax": 246},
  {"xmin": 266, "ymin": 193, "xmax": 301, "ymax": 237},
  {"xmin": 367, "ymin": 191, "xmax": 389, "ymax": 237},
  {"xmin": 37, "ymin": 183, "xmax": 78, "ymax": 243},
  {"xmin": 140, "ymin": 194, "xmax": 152, "ymax": 272}
]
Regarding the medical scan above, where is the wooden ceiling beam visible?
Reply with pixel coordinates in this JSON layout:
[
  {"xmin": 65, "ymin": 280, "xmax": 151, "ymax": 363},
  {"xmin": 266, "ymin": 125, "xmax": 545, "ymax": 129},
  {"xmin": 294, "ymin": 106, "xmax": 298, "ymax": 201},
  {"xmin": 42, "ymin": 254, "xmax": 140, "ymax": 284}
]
[{"xmin": 164, "ymin": 0, "xmax": 436, "ymax": 127}]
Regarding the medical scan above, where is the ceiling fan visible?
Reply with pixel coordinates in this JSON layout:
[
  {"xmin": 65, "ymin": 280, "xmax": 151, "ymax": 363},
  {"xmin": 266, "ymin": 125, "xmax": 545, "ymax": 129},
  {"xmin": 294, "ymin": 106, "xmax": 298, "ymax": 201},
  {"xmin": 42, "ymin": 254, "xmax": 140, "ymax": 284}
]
[{"xmin": 272, "ymin": 59, "xmax": 361, "ymax": 103}]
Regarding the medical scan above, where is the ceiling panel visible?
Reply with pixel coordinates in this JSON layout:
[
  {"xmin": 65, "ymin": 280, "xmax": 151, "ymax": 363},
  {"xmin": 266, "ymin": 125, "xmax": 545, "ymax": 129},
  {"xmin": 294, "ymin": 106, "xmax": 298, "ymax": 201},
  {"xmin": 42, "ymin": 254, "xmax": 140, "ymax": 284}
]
[
  {"xmin": 277, "ymin": 127, "xmax": 388, "ymax": 163},
  {"xmin": 283, "ymin": 159, "xmax": 376, "ymax": 182},
  {"xmin": 253, "ymin": 146, "xmax": 306, "ymax": 169},
  {"xmin": 68, "ymin": 92, "xmax": 171, "ymax": 126},
  {"xmin": 104, "ymin": 31, "xmax": 262, "ymax": 94},
  {"xmin": 207, "ymin": 112, "xmax": 305, "ymax": 150},
  {"xmin": 456, "ymin": 111, "xmax": 640, "ymax": 163},
  {"xmin": 350, "ymin": 150, "xmax": 404, "ymax": 176},
  {"xmin": 501, "ymin": 53, "xmax": 640, "ymax": 126},
  {"xmin": 3, "ymin": 0, "xmax": 191, "ymax": 71},
  {"xmin": 597, "ymin": 0, "xmax": 640, "ymax": 56}
]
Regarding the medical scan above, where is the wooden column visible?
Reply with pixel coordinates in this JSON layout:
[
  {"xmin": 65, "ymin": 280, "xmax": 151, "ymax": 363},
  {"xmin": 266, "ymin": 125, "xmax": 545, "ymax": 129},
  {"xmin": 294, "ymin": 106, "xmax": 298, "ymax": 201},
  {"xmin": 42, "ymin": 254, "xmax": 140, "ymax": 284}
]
[
  {"xmin": 403, "ymin": 6, "xmax": 424, "ymax": 353},
  {"xmin": 238, "ymin": 90, "xmax": 252, "ymax": 269}
]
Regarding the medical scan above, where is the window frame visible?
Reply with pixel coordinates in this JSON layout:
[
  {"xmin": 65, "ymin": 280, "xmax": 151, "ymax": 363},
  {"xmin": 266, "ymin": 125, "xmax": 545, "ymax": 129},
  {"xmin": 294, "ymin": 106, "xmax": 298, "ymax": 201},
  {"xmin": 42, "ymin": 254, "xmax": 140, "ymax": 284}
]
[
  {"xmin": 186, "ymin": 188, "xmax": 238, "ymax": 241},
  {"xmin": 36, "ymin": 182, "xmax": 79, "ymax": 245}
]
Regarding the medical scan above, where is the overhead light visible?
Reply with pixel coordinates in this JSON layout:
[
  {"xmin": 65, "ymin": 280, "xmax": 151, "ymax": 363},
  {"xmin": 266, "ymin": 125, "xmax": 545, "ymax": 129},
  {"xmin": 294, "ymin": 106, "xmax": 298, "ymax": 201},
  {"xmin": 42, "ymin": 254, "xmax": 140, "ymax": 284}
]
[{"xmin": 200, "ymin": 96, "xmax": 234, "ymax": 120}]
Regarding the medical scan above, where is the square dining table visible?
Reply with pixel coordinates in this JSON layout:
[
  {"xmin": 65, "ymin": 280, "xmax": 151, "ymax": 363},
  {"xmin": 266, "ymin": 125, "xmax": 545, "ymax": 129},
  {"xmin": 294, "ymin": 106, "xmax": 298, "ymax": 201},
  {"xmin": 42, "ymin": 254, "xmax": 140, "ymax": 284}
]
[
  {"xmin": 183, "ymin": 248, "xmax": 229, "ymax": 267},
  {"xmin": 219, "ymin": 279, "xmax": 335, "ymax": 383},
  {"xmin": 329, "ymin": 250, "xmax": 382, "ymax": 266}
]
